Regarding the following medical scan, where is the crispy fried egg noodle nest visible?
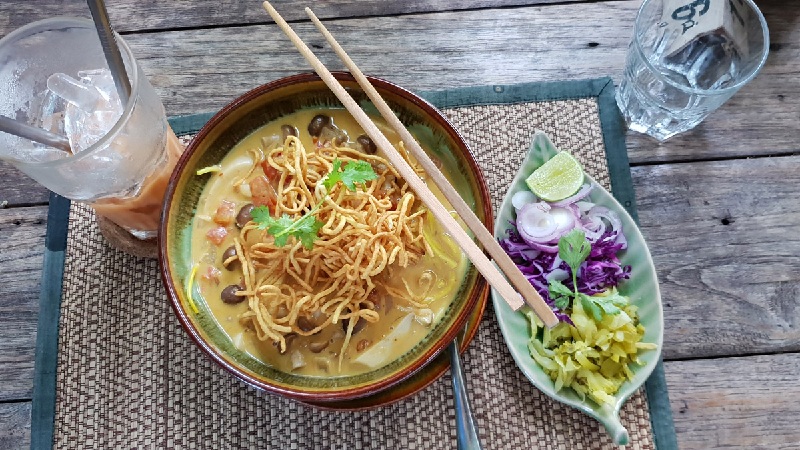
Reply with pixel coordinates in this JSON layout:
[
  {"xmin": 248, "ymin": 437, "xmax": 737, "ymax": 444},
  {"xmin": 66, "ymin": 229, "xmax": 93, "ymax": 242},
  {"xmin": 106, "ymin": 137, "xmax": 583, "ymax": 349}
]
[{"xmin": 230, "ymin": 135, "xmax": 434, "ymax": 366}]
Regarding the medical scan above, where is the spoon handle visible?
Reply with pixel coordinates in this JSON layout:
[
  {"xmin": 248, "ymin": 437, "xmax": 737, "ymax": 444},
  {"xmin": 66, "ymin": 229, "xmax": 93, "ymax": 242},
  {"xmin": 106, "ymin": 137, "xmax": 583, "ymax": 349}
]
[{"xmin": 450, "ymin": 340, "xmax": 483, "ymax": 450}]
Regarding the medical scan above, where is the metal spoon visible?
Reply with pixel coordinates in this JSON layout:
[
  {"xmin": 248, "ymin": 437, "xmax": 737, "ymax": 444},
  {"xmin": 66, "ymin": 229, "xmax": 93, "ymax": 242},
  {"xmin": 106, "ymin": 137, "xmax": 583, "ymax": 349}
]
[
  {"xmin": 0, "ymin": 115, "xmax": 71, "ymax": 153},
  {"xmin": 450, "ymin": 339, "xmax": 483, "ymax": 450}
]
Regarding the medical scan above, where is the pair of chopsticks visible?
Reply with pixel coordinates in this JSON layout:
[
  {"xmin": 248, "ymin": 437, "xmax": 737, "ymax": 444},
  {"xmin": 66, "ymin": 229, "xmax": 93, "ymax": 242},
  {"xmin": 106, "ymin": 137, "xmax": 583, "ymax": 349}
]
[{"xmin": 261, "ymin": 2, "xmax": 559, "ymax": 328}]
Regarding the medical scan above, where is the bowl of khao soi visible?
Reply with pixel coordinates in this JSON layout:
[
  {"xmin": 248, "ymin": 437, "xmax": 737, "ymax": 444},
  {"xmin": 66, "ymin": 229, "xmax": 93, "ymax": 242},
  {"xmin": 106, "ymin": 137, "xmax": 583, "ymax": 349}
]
[{"xmin": 159, "ymin": 72, "xmax": 491, "ymax": 405}]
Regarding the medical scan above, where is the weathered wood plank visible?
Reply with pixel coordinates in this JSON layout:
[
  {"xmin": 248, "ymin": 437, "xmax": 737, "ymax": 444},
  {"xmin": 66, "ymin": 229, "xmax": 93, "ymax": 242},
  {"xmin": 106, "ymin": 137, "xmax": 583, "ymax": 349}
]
[
  {"xmin": 634, "ymin": 155, "xmax": 800, "ymax": 360},
  {"xmin": 121, "ymin": 1, "xmax": 796, "ymax": 164},
  {"xmin": 666, "ymin": 352, "xmax": 800, "ymax": 450},
  {"xmin": 0, "ymin": 207, "xmax": 47, "ymax": 401},
  {"xmin": 0, "ymin": 0, "xmax": 794, "ymax": 204},
  {"xmin": 0, "ymin": 163, "xmax": 50, "ymax": 207},
  {"xmin": 0, "ymin": 402, "xmax": 30, "ymax": 450},
  {"xmin": 0, "ymin": 0, "xmax": 582, "ymax": 36}
]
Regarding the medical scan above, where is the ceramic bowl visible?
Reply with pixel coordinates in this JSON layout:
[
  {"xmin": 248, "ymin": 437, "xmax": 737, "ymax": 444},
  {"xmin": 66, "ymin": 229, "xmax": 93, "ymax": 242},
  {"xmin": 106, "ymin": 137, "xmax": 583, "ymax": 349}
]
[
  {"xmin": 159, "ymin": 72, "xmax": 492, "ymax": 405},
  {"xmin": 491, "ymin": 132, "xmax": 663, "ymax": 445}
]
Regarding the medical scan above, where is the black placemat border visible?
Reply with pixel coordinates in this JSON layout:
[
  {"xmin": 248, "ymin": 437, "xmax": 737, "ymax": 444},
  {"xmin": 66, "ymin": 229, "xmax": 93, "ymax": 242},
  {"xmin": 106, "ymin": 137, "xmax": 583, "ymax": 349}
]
[{"xmin": 31, "ymin": 77, "xmax": 677, "ymax": 450}]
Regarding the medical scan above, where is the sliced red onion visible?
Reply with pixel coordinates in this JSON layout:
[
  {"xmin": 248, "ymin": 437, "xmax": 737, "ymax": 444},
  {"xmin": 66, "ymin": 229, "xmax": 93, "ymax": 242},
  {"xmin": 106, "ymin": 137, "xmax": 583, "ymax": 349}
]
[
  {"xmin": 575, "ymin": 200, "xmax": 595, "ymax": 214},
  {"xmin": 549, "ymin": 206, "xmax": 578, "ymax": 236},
  {"xmin": 525, "ymin": 241, "xmax": 560, "ymax": 253},
  {"xmin": 516, "ymin": 203, "xmax": 579, "ymax": 249},
  {"xmin": 552, "ymin": 184, "xmax": 593, "ymax": 207},
  {"xmin": 582, "ymin": 205, "xmax": 622, "ymax": 242},
  {"xmin": 511, "ymin": 190, "xmax": 538, "ymax": 210},
  {"xmin": 517, "ymin": 202, "xmax": 557, "ymax": 242}
]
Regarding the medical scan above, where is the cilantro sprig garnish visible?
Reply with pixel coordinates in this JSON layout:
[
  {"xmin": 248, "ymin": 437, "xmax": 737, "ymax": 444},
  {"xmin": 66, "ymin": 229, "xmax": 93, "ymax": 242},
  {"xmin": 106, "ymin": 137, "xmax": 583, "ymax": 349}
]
[
  {"xmin": 251, "ymin": 206, "xmax": 323, "ymax": 249},
  {"xmin": 547, "ymin": 229, "xmax": 624, "ymax": 322},
  {"xmin": 323, "ymin": 158, "xmax": 377, "ymax": 191},
  {"xmin": 252, "ymin": 158, "xmax": 376, "ymax": 249}
]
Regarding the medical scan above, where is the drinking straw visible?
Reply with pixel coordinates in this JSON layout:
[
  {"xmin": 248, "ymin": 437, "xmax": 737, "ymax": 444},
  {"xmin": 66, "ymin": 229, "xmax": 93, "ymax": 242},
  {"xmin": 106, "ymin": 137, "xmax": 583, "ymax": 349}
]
[
  {"xmin": 0, "ymin": 115, "xmax": 72, "ymax": 153},
  {"xmin": 86, "ymin": 0, "xmax": 131, "ymax": 105}
]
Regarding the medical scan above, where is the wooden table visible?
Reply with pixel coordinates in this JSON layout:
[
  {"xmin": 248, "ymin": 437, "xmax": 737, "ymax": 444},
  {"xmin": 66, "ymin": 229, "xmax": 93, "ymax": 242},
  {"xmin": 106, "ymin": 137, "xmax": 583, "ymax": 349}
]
[{"xmin": 1, "ymin": 1, "xmax": 797, "ymax": 448}]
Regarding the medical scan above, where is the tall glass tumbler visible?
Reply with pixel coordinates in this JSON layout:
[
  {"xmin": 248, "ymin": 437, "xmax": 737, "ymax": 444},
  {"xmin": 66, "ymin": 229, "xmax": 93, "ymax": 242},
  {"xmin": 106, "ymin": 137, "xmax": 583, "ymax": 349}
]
[
  {"xmin": 0, "ymin": 17, "xmax": 183, "ymax": 240},
  {"xmin": 616, "ymin": 0, "xmax": 769, "ymax": 141}
]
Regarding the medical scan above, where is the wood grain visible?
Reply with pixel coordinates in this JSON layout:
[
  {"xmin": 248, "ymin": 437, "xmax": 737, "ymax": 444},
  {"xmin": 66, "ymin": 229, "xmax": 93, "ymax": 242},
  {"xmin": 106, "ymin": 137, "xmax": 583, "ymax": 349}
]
[
  {"xmin": 633, "ymin": 155, "xmax": 800, "ymax": 360},
  {"xmin": 0, "ymin": 163, "xmax": 49, "ymax": 207},
  {"xmin": 0, "ymin": 0, "xmax": 579, "ymax": 36},
  {"xmin": 127, "ymin": 1, "xmax": 797, "ymax": 163},
  {"xmin": 0, "ymin": 402, "xmax": 30, "ymax": 450},
  {"xmin": 0, "ymin": 207, "xmax": 47, "ymax": 401},
  {"xmin": 666, "ymin": 352, "xmax": 800, "ymax": 450},
  {"xmin": 1, "ymin": 1, "xmax": 796, "ymax": 210}
]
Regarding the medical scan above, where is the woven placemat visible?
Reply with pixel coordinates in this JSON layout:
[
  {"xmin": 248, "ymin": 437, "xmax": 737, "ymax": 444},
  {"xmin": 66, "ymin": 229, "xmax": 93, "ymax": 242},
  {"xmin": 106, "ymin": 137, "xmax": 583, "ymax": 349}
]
[{"xmin": 32, "ymin": 78, "xmax": 677, "ymax": 450}]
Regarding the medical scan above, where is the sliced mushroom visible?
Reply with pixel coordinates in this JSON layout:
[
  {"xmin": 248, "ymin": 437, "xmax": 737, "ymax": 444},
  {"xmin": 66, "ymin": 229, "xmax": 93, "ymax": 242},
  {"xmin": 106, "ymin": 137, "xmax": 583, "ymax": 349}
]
[
  {"xmin": 281, "ymin": 124, "xmax": 299, "ymax": 140},
  {"xmin": 308, "ymin": 114, "xmax": 331, "ymax": 137},
  {"xmin": 356, "ymin": 134, "xmax": 377, "ymax": 154},
  {"xmin": 308, "ymin": 340, "xmax": 329, "ymax": 353},
  {"xmin": 236, "ymin": 203, "xmax": 255, "ymax": 228},
  {"xmin": 221, "ymin": 245, "xmax": 239, "ymax": 270},
  {"xmin": 221, "ymin": 284, "xmax": 245, "ymax": 304},
  {"xmin": 341, "ymin": 316, "xmax": 368, "ymax": 335},
  {"xmin": 297, "ymin": 316, "xmax": 317, "ymax": 333},
  {"xmin": 290, "ymin": 349, "xmax": 306, "ymax": 370}
]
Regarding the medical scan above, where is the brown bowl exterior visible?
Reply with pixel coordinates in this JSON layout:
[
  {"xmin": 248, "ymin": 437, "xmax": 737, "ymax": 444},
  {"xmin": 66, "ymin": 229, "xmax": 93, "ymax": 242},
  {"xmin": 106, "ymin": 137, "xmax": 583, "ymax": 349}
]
[{"xmin": 159, "ymin": 72, "xmax": 492, "ymax": 404}]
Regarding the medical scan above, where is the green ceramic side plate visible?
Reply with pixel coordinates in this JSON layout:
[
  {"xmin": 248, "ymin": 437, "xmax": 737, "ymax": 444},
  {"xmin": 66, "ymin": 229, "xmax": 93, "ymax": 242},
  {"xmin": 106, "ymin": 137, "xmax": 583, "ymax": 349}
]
[{"xmin": 490, "ymin": 131, "xmax": 663, "ymax": 445}]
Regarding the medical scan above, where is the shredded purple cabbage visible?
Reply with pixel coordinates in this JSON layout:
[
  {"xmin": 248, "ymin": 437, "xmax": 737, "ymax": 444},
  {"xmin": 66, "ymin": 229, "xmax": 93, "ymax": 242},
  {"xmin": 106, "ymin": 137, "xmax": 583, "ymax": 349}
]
[{"xmin": 500, "ymin": 214, "xmax": 631, "ymax": 323}]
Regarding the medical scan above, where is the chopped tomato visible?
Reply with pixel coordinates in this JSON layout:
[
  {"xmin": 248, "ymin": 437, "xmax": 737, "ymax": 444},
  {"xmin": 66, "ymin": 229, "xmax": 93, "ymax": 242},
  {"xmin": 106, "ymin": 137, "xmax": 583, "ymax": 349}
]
[
  {"xmin": 260, "ymin": 161, "xmax": 280, "ymax": 182},
  {"xmin": 250, "ymin": 174, "xmax": 278, "ymax": 209},
  {"xmin": 212, "ymin": 200, "xmax": 236, "ymax": 226},
  {"xmin": 206, "ymin": 226, "xmax": 228, "ymax": 245},
  {"xmin": 202, "ymin": 266, "xmax": 222, "ymax": 285}
]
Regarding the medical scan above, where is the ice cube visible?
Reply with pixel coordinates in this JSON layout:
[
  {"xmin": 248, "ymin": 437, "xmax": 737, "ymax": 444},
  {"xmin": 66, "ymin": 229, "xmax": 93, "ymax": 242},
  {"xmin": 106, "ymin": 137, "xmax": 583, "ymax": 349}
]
[
  {"xmin": 48, "ymin": 69, "xmax": 123, "ymax": 154},
  {"xmin": 46, "ymin": 73, "xmax": 103, "ymax": 111}
]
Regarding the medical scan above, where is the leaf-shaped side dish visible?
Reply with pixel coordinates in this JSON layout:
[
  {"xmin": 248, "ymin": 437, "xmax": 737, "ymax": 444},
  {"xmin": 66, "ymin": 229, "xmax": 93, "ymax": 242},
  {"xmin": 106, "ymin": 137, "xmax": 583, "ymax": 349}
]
[{"xmin": 491, "ymin": 131, "xmax": 664, "ymax": 445}]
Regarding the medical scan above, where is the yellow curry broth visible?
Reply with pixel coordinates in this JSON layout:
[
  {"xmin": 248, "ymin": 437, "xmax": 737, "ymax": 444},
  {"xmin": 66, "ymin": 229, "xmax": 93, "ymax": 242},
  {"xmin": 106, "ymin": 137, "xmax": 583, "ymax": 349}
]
[{"xmin": 191, "ymin": 108, "xmax": 466, "ymax": 377}]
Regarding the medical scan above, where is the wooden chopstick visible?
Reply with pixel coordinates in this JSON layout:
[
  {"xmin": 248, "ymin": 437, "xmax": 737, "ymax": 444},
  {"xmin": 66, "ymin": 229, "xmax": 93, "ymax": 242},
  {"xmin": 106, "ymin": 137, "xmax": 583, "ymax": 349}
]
[
  {"xmin": 261, "ymin": 1, "xmax": 558, "ymax": 328},
  {"xmin": 304, "ymin": 7, "xmax": 558, "ymax": 328}
]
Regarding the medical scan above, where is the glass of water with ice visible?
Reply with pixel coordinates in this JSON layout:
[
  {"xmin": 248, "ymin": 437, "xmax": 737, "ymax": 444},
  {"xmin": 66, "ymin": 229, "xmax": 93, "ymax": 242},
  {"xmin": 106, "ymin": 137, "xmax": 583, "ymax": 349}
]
[
  {"xmin": 616, "ymin": 0, "xmax": 769, "ymax": 141},
  {"xmin": 0, "ymin": 17, "xmax": 184, "ymax": 242}
]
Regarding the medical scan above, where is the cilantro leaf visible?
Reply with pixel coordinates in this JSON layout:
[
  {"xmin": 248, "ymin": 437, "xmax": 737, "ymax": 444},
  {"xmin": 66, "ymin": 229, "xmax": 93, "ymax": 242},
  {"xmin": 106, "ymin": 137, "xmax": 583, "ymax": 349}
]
[
  {"xmin": 293, "ymin": 214, "xmax": 324, "ymax": 249},
  {"xmin": 549, "ymin": 279, "xmax": 573, "ymax": 297},
  {"xmin": 557, "ymin": 229, "xmax": 592, "ymax": 311},
  {"xmin": 251, "ymin": 206, "xmax": 277, "ymax": 229},
  {"xmin": 323, "ymin": 158, "xmax": 377, "ymax": 191},
  {"xmin": 558, "ymin": 229, "xmax": 591, "ymax": 274},
  {"xmin": 548, "ymin": 279, "xmax": 573, "ymax": 310},
  {"xmin": 580, "ymin": 294, "xmax": 604, "ymax": 322},
  {"xmin": 269, "ymin": 214, "xmax": 296, "ymax": 247},
  {"xmin": 554, "ymin": 295, "xmax": 570, "ymax": 311},
  {"xmin": 322, "ymin": 159, "xmax": 344, "ymax": 191},
  {"xmin": 251, "ymin": 205, "xmax": 321, "ymax": 249}
]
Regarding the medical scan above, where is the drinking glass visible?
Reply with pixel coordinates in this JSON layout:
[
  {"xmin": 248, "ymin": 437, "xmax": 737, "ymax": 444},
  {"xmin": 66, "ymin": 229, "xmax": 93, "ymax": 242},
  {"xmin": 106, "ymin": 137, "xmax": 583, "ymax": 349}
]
[
  {"xmin": 0, "ymin": 17, "xmax": 183, "ymax": 240},
  {"xmin": 616, "ymin": 0, "xmax": 769, "ymax": 141}
]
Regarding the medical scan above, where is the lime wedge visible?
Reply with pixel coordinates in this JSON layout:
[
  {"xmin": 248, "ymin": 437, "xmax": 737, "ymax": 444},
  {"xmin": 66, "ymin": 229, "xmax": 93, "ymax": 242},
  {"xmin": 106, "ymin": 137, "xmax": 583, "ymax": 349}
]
[{"xmin": 525, "ymin": 151, "xmax": 584, "ymax": 202}]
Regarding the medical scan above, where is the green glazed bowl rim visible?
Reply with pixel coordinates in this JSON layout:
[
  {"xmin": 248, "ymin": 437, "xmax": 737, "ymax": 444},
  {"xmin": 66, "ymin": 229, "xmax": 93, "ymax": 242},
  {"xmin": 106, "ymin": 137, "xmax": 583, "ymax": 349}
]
[{"xmin": 158, "ymin": 72, "xmax": 492, "ymax": 403}]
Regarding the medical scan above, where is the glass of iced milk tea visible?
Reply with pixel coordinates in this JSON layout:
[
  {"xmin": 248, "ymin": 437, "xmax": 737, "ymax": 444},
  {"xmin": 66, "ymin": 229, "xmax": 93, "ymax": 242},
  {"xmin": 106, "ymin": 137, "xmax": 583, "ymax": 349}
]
[{"xmin": 0, "ymin": 17, "xmax": 184, "ymax": 241}]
